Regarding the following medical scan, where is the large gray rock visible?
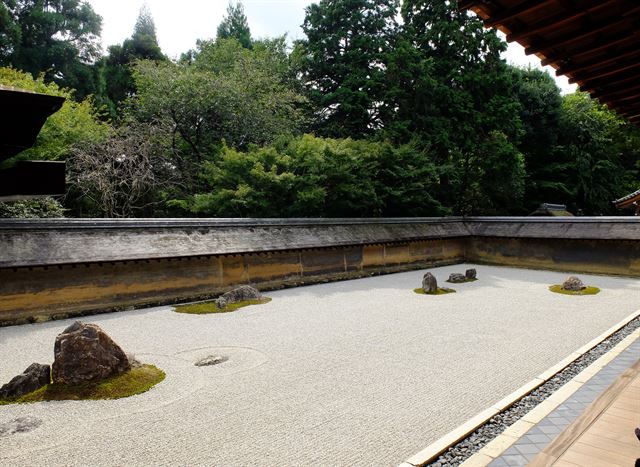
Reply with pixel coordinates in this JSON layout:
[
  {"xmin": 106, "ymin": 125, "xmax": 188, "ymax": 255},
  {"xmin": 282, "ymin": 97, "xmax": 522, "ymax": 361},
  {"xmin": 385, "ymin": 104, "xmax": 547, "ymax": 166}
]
[
  {"xmin": 422, "ymin": 273, "xmax": 438, "ymax": 294},
  {"xmin": 0, "ymin": 363, "xmax": 50, "ymax": 399},
  {"xmin": 52, "ymin": 321, "xmax": 130, "ymax": 385},
  {"xmin": 447, "ymin": 273, "xmax": 467, "ymax": 283},
  {"xmin": 562, "ymin": 276, "xmax": 586, "ymax": 291},
  {"xmin": 465, "ymin": 268, "xmax": 477, "ymax": 280},
  {"xmin": 215, "ymin": 285, "xmax": 263, "ymax": 309}
]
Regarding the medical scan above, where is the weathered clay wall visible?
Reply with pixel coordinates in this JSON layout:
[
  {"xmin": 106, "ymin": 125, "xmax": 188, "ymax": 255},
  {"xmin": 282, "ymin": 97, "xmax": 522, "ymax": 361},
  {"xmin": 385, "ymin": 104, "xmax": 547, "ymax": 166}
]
[
  {"xmin": 466, "ymin": 237, "xmax": 640, "ymax": 277},
  {"xmin": 0, "ymin": 217, "xmax": 638, "ymax": 326},
  {"xmin": 0, "ymin": 238, "xmax": 465, "ymax": 325}
]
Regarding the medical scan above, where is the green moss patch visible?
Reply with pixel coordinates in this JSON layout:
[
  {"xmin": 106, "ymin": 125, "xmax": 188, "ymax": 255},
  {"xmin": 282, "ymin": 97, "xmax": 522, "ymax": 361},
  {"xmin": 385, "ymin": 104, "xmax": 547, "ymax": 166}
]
[
  {"xmin": 0, "ymin": 364, "xmax": 165, "ymax": 405},
  {"xmin": 413, "ymin": 287, "xmax": 456, "ymax": 296},
  {"xmin": 549, "ymin": 285, "xmax": 601, "ymax": 296},
  {"xmin": 175, "ymin": 297, "xmax": 272, "ymax": 315}
]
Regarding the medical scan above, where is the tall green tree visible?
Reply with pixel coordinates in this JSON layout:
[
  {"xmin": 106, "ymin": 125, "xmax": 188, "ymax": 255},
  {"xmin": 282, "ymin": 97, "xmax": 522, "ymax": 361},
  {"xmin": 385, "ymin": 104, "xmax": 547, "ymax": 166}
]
[
  {"xmin": 216, "ymin": 1, "xmax": 252, "ymax": 49},
  {"xmin": 396, "ymin": 0, "xmax": 523, "ymax": 214},
  {"xmin": 98, "ymin": 4, "xmax": 165, "ymax": 117},
  {"xmin": 510, "ymin": 66, "xmax": 563, "ymax": 210},
  {"xmin": 554, "ymin": 93, "xmax": 628, "ymax": 215},
  {"xmin": 0, "ymin": 0, "xmax": 102, "ymax": 99},
  {"xmin": 296, "ymin": 0, "xmax": 399, "ymax": 138}
]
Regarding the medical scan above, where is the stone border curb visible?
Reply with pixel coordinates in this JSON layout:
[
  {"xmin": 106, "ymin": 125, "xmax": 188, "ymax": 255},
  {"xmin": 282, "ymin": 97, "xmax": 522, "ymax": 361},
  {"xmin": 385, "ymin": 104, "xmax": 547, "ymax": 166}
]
[
  {"xmin": 461, "ymin": 327, "xmax": 640, "ymax": 466},
  {"xmin": 400, "ymin": 309, "xmax": 640, "ymax": 467}
]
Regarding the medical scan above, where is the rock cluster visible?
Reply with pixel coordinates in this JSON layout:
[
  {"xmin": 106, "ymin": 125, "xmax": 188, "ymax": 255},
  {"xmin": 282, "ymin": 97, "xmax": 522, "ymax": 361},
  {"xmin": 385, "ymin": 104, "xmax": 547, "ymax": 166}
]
[
  {"xmin": 0, "ymin": 363, "xmax": 50, "ymax": 399},
  {"xmin": 216, "ymin": 285, "xmax": 263, "ymax": 309},
  {"xmin": 52, "ymin": 321, "xmax": 131, "ymax": 385},
  {"xmin": 562, "ymin": 276, "xmax": 586, "ymax": 291},
  {"xmin": 447, "ymin": 273, "xmax": 467, "ymax": 283},
  {"xmin": 422, "ymin": 272, "xmax": 438, "ymax": 294}
]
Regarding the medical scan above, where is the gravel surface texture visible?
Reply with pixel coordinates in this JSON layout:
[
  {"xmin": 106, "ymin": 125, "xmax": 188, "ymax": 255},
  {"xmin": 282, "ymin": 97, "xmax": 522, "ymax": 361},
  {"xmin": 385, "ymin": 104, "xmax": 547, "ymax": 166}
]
[
  {"xmin": 429, "ymin": 316, "xmax": 640, "ymax": 466},
  {"xmin": 0, "ymin": 264, "xmax": 638, "ymax": 467}
]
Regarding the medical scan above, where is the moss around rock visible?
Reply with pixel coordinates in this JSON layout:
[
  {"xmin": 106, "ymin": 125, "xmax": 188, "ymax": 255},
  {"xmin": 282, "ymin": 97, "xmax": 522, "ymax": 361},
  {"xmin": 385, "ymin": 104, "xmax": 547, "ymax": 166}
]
[
  {"xmin": 175, "ymin": 297, "xmax": 272, "ymax": 314},
  {"xmin": 413, "ymin": 287, "xmax": 456, "ymax": 296},
  {"xmin": 549, "ymin": 285, "xmax": 601, "ymax": 296},
  {"xmin": 0, "ymin": 364, "xmax": 165, "ymax": 405}
]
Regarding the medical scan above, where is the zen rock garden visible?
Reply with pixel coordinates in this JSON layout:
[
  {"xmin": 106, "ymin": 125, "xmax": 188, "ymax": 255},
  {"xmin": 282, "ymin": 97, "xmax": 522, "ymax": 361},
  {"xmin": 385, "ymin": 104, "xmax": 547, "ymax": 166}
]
[{"xmin": 0, "ymin": 321, "xmax": 164, "ymax": 403}]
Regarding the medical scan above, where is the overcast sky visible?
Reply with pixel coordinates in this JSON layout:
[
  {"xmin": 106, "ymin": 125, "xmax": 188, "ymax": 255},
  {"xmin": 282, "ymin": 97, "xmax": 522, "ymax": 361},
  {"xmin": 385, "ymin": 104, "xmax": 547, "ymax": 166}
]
[{"xmin": 87, "ymin": 0, "xmax": 576, "ymax": 93}]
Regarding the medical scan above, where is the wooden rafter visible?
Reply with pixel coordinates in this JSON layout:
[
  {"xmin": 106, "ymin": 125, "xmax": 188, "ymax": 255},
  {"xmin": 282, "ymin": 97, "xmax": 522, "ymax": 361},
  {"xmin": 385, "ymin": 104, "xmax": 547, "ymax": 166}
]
[
  {"xmin": 592, "ymin": 82, "xmax": 640, "ymax": 101},
  {"xmin": 556, "ymin": 45, "xmax": 640, "ymax": 77},
  {"xmin": 580, "ymin": 68, "xmax": 640, "ymax": 92},
  {"xmin": 525, "ymin": 14, "xmax": 640, "ymax": 56},
  {"xmin": 483, "ymin": 0, "xmax": 556, "ymax": 28},
  {"xmin": 506, "ymin": 0, "xmax": 615, "ymax": 43},
  {"xmin": 540, "ymin": 31, "xmax": 638, "ymax": 67},
  {"xmin": 569, "ymin": 61, "xmax": 640, "ymax": 85}
]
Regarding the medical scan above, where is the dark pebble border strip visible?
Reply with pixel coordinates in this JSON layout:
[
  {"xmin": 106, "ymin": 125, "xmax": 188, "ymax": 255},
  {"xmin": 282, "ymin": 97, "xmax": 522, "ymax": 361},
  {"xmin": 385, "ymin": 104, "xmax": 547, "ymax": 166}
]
[{"xmin": 428, "ymin": 316, "xmax": 640, "ymax": 467}]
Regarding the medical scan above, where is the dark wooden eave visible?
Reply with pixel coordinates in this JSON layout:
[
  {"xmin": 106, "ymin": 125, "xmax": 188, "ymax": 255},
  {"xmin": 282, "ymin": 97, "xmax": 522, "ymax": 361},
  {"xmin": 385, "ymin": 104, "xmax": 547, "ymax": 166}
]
[
  {"xmin": 458, "ymin": 0, "xmax": 640, "ymax": 126},
  {"xmin": 0, "ymin": 85, "xmax": 65, "ymax": 161}
]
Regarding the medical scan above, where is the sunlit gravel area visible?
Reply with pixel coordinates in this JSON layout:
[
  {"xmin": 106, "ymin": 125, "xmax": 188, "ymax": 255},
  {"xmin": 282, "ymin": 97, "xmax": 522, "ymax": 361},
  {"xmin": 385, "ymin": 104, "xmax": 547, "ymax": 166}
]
[{"xmin": 1, "ymin": 264, "xmax": 638, "ymax": 466}]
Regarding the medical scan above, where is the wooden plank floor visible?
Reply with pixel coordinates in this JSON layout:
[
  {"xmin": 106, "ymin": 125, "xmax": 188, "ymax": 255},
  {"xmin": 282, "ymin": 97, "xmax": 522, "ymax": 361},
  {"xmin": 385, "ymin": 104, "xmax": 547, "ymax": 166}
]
[{"xmin": 531, "ymin": 360, "xmax": 640, "ymax": 467}]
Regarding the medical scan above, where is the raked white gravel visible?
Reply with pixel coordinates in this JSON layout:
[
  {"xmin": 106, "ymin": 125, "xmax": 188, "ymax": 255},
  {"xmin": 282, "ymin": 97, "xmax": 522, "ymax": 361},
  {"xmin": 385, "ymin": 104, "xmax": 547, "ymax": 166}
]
[{"xmin": 0, "ymin": 264, "xmax": 638, "ymax": 466}]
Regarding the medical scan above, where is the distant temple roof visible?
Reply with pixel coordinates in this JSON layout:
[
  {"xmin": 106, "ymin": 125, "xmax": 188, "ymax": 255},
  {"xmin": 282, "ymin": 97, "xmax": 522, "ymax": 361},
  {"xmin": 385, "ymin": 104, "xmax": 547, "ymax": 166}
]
[
  {"xmin": 613, "ymin": 188, "xmax": 640, "ymax": 214},
  {"xmin": 459, "ymin": 0, "xmax": 640, "ymax": 126},
  {"xmin": 529, "ymin": 203, "xmax": 573, "ymax": 217}
]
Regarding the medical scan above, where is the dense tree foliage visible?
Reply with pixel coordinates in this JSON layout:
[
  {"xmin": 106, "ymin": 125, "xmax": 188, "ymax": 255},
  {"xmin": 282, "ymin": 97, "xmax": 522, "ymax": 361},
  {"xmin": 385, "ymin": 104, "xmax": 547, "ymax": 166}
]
[
  {"xmin": 130, "ymin": 38, "xmax": 306, "ymax": 200},
  {"xmin": 187, "ymin": 135, "xmax": 446, "ymax": 217},
  {"xmin": 1, "ymin": 0, "xmax": 638, "ymax": 218},
  {"xmin": 296, "ymin": 0, "xmax": 399, "ymax": 138},
  {"xmin": 0, "ymin": 0, "xmax": 102, "ymax": 99},
  {"xmin": 216, "ymin": 1, "xmax": 252, "ymax": 49}
]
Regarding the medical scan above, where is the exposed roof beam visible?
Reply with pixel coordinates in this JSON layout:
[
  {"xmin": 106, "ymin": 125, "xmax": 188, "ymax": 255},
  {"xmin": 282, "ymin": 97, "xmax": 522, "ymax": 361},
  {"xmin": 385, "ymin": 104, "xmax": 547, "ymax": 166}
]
[
  {"xmin": 591, "ymin": 84, "xmax": 640, "ymax": 102},
  {"xmin": 556, "ymin": 45, "xmax": 640, "ymax": 77},
  {"xmin": 506, "ymin": 0, "xmax": 615, "ymax": 43},
  {"xmin": 525, "ymin": 12, "xmax": 640, "ymax": 56},
  {"xmin": 483, "ymin": 0, "xmax": 556, "ymax": 28},
  {"xmin": 569, "ymin": 61, "xmax": 640, "ymax": 84},
  {"xmin": 617, "ymin": 102, "xmax": 640, "ymax": 113},
  {"xmin": 540, "ymin": 31, "xmax": 638, "ymax": 67},
  {"xmin": 591, "ymin": 79, "xmax": 640, "ymax": 100},
  {"xmin": 579, "ymin": 68, "xmax": 640, "ymax": 92},
  {"xmin": 597, "ymin": 89, "xmax": 640, "ymax": 106}
]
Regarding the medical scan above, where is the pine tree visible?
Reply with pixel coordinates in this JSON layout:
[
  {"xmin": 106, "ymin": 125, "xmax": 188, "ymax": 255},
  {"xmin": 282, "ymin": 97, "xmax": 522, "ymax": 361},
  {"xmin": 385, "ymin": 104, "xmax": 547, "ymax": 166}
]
[
  {"xmin": 216, "ymin": 1, "xmax": 252, "ymax": 49},
  {"xmin": 297, "ymin": 0, "xmax": 399, "ymax": 138},
  {"xmin": 98, "ymin": 4, "xmax": 165, "ymax": 116},
  {"xmin": 129, "ymin": 4, "xmax": 164, "ymax": 60}
]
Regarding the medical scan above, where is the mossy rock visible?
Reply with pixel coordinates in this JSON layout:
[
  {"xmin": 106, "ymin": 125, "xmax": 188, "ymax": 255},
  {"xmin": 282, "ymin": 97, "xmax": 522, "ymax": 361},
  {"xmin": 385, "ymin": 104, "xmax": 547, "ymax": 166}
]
[
  {"xmin": 0, "ymin": 364, "xmax": 165, "ymax": 405},
  {"xmin": 175, "ymin": 297, "xmax": 272, "ymax": 315},
  {"xmin": 413, "ymin": 287, "xmax": 456, "ymax": 296},
  {"xmin": 549, "ymin": 285, "xmax": 601, "ymax": 296}
]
